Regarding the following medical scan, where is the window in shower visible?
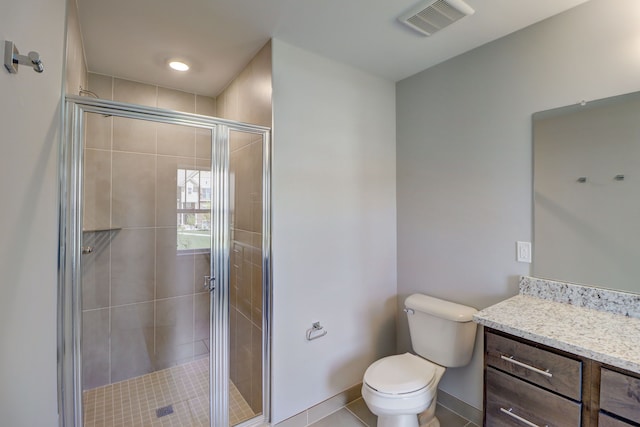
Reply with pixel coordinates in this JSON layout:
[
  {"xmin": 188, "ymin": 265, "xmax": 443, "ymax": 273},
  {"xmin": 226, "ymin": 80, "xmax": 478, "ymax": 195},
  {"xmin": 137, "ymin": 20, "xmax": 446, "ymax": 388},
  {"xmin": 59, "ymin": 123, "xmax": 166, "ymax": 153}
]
[{"xmin": 177, "ymin": 168, "xmax": 212, "ymax": 251}]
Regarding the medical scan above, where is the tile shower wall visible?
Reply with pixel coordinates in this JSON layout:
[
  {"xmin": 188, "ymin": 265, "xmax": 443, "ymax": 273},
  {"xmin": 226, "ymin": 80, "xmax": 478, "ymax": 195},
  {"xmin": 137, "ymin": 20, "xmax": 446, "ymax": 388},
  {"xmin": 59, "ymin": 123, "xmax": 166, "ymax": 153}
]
[
  {"xmin": 217, "ymin": 41, "xmax": 272, "ymax": 414},
  {"xmin": 229, "ymin": 132, "xmax": 264, "ymax": 413},
  {"xmin": 81, "ymin": 72, "xmax": 217, "ymax": 389}
]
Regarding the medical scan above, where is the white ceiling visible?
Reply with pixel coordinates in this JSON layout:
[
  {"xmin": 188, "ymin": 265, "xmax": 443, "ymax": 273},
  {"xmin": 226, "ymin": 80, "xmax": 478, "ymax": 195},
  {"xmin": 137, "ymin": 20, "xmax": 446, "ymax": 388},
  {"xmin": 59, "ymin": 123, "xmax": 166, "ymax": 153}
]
[{"xmin": 76, "ymin": 0, "xmax": 590, "ymax": 97}]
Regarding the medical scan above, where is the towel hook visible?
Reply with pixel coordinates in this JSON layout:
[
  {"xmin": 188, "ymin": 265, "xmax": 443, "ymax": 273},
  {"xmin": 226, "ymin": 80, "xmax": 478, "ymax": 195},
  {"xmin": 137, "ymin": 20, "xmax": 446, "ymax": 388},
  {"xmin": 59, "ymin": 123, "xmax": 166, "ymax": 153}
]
[{"xmin": 4, "ymin": 40, "xmax": 44, "ymax": 74}]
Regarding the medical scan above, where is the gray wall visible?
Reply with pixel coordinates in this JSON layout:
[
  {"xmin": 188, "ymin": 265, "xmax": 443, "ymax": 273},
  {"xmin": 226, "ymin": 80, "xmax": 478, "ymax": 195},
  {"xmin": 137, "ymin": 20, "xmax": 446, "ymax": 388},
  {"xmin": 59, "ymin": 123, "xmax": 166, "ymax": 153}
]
[
  {"xmin": 272, "ymin": 39, "xmax": 398, "ymax": 423},
  {"xmin": 0, "ymin": 0, "xmax": 66, "ymax": 425},
  {"xmin": 396, "ymin": 0, "xmax": 640, "ymax": 410}
]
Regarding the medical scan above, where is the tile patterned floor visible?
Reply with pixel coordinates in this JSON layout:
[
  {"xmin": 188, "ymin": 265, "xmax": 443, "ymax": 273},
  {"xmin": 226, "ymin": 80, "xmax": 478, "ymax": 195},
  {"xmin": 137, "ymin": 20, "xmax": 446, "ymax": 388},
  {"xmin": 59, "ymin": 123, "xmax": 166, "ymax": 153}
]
[
  {"xmin": 308, "ymin": 398, "xmax": 480, "ymax": 427},
  {"xmin": 82, "ymin": 357, "xmax": 255, "ymax": 426}
]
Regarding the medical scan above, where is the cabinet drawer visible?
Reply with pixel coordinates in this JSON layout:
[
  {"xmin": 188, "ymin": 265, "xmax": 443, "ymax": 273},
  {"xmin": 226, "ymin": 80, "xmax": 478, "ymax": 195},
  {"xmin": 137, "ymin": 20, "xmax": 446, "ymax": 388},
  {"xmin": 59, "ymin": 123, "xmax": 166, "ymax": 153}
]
[
  {"xmin": 599, "ymin": 412, "xmax": 636, "ymax": 427},
  {"xmin": 486, "ymin": 332, "xmax": 582, "ymax": 400},
  {"xmin": 600, "ymin": 368, "xmax": 640, "ymax": 424},
  {"xmin": 486, "ymin": 367, "xmax": 581, "ymax": 427}
]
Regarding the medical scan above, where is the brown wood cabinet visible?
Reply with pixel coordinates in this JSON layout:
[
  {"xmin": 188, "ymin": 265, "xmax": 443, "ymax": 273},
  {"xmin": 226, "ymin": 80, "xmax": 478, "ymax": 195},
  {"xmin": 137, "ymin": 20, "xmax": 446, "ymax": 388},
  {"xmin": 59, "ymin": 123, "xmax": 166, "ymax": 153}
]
[
  {"xmin": 599, "ymin": 368, "xmax": 640, "ymax": 425},
  {"xmin": 483, "ymin": 328, "xmax": 640, "ymax": 427}
]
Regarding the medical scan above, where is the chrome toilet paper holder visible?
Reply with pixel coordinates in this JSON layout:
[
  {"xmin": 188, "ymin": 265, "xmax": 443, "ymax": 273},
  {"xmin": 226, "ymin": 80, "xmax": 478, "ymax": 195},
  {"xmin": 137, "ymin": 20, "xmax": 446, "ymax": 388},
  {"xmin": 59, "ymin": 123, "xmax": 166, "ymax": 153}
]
[{"xmin": 306, "ymin": 322, "xmax": 327, "ymax": 341}]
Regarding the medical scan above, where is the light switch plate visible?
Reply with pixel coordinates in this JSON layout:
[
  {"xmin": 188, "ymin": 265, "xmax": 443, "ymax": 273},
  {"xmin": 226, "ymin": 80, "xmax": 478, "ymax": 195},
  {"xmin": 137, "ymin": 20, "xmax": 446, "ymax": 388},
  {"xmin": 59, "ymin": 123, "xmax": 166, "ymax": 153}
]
[{"xmin": 516, "ymin": 241, "xmax": 532, "ymax": 263}]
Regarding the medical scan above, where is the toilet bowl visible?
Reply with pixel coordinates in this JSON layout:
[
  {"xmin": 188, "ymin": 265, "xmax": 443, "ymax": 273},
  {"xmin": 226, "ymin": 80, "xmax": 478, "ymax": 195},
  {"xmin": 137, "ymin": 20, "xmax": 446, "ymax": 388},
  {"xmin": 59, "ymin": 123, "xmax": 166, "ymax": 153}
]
[
  {"xmin": 361, "ymin": 294, "xmax": 477, "ymax": 427},
  {"xmin": 362, "ymin": 353, "xmax": 445, "ymax": 427}
]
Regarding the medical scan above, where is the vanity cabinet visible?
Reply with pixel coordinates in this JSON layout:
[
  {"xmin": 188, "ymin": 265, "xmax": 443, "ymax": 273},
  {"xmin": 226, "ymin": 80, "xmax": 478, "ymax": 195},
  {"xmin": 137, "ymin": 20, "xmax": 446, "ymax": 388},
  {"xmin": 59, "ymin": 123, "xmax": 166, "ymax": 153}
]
[
  {"xmin": 484, "ymin": 329, "xmax": 586, "ymax": 426},
  {"xmin": 476, "ymin": 287, "xmax": 640, "ymax": 427},
  {"xmin": 485, "ymin": 367, "xmax": 582, "ymax": 426}
]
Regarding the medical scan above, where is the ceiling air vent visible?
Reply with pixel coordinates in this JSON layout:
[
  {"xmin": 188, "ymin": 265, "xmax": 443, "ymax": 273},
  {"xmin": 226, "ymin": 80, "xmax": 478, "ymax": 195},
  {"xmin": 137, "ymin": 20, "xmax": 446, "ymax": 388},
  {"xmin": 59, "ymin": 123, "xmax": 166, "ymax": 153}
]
[{"xmin": 399, "ymin": 0, "xmax": 475, "ymax": 36}]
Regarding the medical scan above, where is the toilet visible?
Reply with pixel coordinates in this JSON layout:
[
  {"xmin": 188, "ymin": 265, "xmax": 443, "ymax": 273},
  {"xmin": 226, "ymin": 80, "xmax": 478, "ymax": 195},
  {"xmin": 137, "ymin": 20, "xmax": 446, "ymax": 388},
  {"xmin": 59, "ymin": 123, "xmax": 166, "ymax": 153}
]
[{"xmin": 361, "ymin": 294, "xmax": 477, "ymax": 427}]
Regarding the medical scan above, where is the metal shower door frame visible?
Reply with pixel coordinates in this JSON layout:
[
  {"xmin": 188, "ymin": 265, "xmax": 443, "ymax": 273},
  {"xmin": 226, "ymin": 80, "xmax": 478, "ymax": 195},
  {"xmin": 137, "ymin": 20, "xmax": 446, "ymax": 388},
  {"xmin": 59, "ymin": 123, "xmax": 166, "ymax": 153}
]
[{"xmin": 58, "ymin": 95, "xmax": 271, "ymax": 427}]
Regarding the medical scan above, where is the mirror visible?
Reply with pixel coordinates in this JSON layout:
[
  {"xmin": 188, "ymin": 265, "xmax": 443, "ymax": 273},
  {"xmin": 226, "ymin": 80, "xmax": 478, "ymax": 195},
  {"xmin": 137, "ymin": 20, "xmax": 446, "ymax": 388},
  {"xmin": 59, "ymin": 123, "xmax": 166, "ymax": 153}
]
[{"xmin": 533, "ymin": 91, "xmax": 640, "ymax": 294}]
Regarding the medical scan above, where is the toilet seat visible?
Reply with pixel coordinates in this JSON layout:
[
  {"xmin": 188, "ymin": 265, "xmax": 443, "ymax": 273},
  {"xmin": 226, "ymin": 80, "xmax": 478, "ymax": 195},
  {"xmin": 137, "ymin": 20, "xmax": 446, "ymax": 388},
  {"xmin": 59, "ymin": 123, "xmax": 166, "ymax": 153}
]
[{"xmin": 364, "ymin": 353, "xmax": 437, "ymax": 395}]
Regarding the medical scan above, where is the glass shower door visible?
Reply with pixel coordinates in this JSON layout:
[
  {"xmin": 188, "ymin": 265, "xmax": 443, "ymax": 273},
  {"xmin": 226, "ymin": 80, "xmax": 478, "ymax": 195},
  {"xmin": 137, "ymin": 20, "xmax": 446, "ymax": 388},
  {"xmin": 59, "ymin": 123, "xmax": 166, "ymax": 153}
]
[
  {"xmin": 80, "ymin": 112, "xmax": 214, "ymax": 426},
  {"xmin": 59, "ymin": 97, "xmax": 271, "ymax": 427},
  {"xmin": 209, "ymin": 126, "xmax": 270, "ymax": 427},
  {"xmin": 227, "ymin": 128, "xmax": 267, "ymax": 425}
]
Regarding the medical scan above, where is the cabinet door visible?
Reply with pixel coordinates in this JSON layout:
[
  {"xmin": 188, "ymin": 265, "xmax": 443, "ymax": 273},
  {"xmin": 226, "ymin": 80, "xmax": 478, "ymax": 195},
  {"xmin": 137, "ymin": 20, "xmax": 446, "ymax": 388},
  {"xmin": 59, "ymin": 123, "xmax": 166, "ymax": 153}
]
[
  {"xmin": 486, "ymin": 331, "xmax": 582, "ymax": 400},
  {"xmin": 485, "ymin": 367, "xmax": 581, "ymax": 427},
  {"xmin": 600, "ymin": 368, "xmax": 640, "ymax": 424},
  {"xmin": 599, "ymin": 412, "xmax": 636, "ymax": 427}
]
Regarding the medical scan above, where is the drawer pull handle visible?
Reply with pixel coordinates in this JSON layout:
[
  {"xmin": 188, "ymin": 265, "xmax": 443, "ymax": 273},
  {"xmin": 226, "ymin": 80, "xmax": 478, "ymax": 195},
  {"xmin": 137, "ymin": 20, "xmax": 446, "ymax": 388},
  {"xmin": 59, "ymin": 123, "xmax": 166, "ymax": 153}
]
[
  {"xmin": 500, "ymin": 355, "xmax": 553, "ymax": 378},
  {"xmin": 500, "ymin": 407, "xmax": 548, "ymax": 427}
]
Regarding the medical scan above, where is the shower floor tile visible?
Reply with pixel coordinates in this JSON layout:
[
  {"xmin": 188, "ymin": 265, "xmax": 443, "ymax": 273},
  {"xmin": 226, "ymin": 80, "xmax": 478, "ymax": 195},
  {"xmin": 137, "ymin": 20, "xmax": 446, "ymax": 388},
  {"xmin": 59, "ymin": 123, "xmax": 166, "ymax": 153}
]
[{"xmin": 82, "ymin": 357, "xmax": 255, "ymax": 426}]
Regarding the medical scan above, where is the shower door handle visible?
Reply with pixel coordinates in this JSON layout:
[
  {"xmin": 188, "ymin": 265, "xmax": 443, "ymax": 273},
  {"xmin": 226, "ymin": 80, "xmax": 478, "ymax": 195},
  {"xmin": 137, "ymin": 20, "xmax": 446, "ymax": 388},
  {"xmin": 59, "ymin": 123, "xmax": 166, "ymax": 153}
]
[{"xmin": 203, "ymin": 275, "xmax": 215, "ymax": 292}]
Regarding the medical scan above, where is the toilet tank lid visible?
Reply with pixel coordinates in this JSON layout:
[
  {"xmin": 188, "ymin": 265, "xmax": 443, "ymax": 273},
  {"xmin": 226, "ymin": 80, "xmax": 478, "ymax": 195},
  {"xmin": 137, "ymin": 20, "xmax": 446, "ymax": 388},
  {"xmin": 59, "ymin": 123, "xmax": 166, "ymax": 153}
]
[{"xmin": 405, "ymin": 294, "xmax": 477, "ymax": 322}]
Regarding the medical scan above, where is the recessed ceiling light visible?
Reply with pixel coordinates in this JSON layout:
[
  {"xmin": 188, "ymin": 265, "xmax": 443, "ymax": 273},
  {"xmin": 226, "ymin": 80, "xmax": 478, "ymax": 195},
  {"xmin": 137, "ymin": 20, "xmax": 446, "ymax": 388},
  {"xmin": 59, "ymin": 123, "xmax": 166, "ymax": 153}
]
[{"xmin": 169, "ymin": 61, "xmax": 189, "ymax": 71}]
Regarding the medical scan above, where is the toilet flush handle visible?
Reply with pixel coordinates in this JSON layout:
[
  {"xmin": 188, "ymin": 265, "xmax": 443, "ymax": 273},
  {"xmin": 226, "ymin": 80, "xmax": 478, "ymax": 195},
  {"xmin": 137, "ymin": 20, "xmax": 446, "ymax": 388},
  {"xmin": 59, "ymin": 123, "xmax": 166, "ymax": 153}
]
[{"xmin": 404, "ymin": 308, "xmax": 415, "ymax": 315}]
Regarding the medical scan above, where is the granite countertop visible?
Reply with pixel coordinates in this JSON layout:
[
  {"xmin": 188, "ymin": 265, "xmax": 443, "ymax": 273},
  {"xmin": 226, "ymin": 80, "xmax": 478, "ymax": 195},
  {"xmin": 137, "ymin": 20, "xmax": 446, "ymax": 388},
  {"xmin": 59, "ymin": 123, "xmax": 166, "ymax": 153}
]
[{"xmin": 474, "ymin": 293, "xmax": 640, "ymax": 374}]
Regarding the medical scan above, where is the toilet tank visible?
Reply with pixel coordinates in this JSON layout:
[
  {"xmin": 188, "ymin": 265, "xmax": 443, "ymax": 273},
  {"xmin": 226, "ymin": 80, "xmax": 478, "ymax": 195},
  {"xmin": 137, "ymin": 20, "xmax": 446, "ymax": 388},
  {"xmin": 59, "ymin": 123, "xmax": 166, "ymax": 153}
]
[{"xmin": 405, "ymin": 294, "xmax": 478, "ymax": 368}]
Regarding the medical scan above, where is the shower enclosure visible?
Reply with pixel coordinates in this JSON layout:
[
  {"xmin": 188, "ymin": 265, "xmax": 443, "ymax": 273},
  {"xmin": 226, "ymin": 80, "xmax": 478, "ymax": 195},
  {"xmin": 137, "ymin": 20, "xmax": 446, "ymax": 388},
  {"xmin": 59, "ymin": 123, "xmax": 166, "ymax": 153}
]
[{"xmin": 58, "ymin": 96, "xmax": 271, "ymax": 427}]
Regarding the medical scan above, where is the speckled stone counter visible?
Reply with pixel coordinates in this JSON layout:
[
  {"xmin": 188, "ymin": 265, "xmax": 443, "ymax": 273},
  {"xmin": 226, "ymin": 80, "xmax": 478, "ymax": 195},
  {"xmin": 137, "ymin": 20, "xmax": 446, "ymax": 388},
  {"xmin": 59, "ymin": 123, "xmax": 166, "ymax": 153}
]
[{"xmin": 474, "ymin": 277, "xmax": 640, "ymax": 374}]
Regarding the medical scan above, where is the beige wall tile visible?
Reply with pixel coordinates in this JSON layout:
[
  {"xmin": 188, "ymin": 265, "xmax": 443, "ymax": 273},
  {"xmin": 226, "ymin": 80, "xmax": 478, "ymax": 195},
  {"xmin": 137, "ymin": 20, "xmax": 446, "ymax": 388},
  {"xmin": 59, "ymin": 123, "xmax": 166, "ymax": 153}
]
[
  {"xmin": 110, "ymin": 228, "xmax": 155, "ymax": 305},
  {"xmin": 251, "ymin": 232, "xmax": 263, "ymax": 264},
  {"xmin": 251, "ymin": 201, "xmax": 263, "ymax": 234},
  {"xmin": 83, "ymin": 148, "xmax": 111, "ymax": 230},
  {"xmin": 231, "ymin": 148, "xmax": 252, "ymax": 231},
  {"xmin": 194, "ymin": 339, "xmax": 208, "ymax": 358},
  {"xmin": 157, "ymin": 122, "xmax": 196, "ymax": 157},
  {"xmin": 81, "ymin": 231, "xmax": 111, "ymax": 310},
  {"xmin": 195, "ymin": 157, "xmax": 211, "ymax": 171},
  {"xmin": 251, "ymin": 263, "xmax": 262, "ymax": 327},
  {"xmin": 229, "ymin": 305, "xmax": 238, "ymax": 383},
  {"xmin": 156, "ymin": 227, "xmax": 195, "ymax": 299},
  {"xmin": 196, "ymin": 95, "xmax": 216, "ymax": 117},
  {"xmin": 112, "ymin": 151, "xmax": 156, "ymax": 228},
  {"xmin": 194, "ymin": 291, "xmax": 210, "ymax": 342},
  {"xmin": 88, "ymin": 73, "xmax": 113, "ymax": 100},
  {"xmin": 235, "ymin": 313, "xmax": 252, "ymax": 392},
  {"xmin": 231, "ymin": 244, "xmax": 240, "ymax": 307},
  {"xmin": 110, "ymin": 302, "xmax": 154, "ymax": 382},
  {"xmin": 250, "ymin": 141, "xmax": 263, "ymax": 200},
  {"xmin": 248, "ymin": 42, "xmax": 272, "ymax": 128},
  {"xmin": 239, "ymin": 255, "xmax": 252, "ymax": 319},
  {"xmin": 193, "ymin": 252, "xmax": 210, "ymax": 292},
  {"xmin": 113, "ymin": 78, "xmax": 157, "ymax": 107},
  {"xmin": 215, "ymin": 91, "xmax": 227, "ymax": 120},
  {"xmin": 230, "ymin": 130, "xmax": 255, "ymax": 152},
  {"xmin": 216, "ymin": 41, "xmax": 272, "ymax": 127},
  {"xmin": 157, "ymin": 87, "xmax": 195, "ymax": 113},
  {"xmin": 218, "ymin": 81, "xmax": 239, "ymax": 121},
  {"xmin": 85, "ymin": 112, "xmax": 112, "ymax": 150},
  {"xmin": 82, "ymin": 308, "xmax": 110, "ymax": 389},
  {"xmin": 251, "ymin": 323, "xmax": 263, "ymax": 413},
  {"xmin": 195, "ymin": 128, "xmax": 212, "ymax": 160},
  {"xmin": 155, "ymin": 296, "xmax": 194, "ymax": 369},
  {"xmin": 113, "ymin": 116, "xmax": 156, "ymax": 154}
]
